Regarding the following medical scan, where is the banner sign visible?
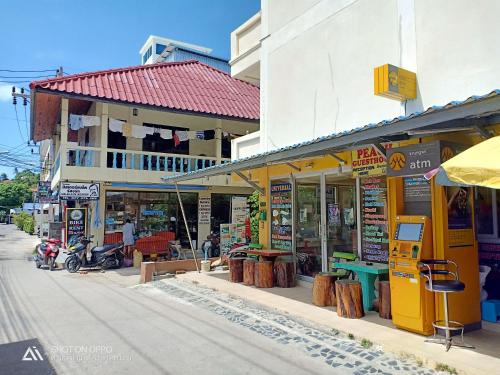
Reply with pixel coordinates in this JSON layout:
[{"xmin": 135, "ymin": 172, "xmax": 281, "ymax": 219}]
[
  {"xmin": 270, "ymin": 183, "xmax": 292, "ymax": 251},
  {"xmin": 60, "ymin": 182, "xmax": 100, "ymax": 200},
  {"xmin": 352, "ymin": 145, "xmax": 386, "ymax": 177},
  {"xmin": 37, "ymin": 181, "xmax": 55, "ymax": 203},
  {"xmin": 387, "ymin": 141, "xmax": 441, "ymax": 177},
  {"xmin": 198, "ymin": 196, "xmax": 211, "ymax": 225},
  {"xmin": 65, "ymin": 208, "xmax": 87, "ymax": 246}
]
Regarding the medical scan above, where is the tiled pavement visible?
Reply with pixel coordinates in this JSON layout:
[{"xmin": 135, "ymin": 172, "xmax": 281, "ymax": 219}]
[{"xmin": 136, "ymin": 279, "xmax": 437, "ymax": 375}]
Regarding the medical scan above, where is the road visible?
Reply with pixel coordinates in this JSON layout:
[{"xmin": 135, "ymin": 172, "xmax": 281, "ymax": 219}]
[{"xmin": 0, "ymin": 224, "xmax": 337, "ymax": 375}]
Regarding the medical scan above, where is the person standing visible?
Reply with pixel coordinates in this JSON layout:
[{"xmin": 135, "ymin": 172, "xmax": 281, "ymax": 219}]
[{"xmin": 122, "ymin": 219, "xmax": 135, "ymax": 259}]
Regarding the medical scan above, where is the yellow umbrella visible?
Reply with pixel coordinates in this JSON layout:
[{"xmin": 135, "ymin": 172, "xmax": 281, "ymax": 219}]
[{"xmin": 434, "ymin": 136, "xmax": 500, "ymax": 188}]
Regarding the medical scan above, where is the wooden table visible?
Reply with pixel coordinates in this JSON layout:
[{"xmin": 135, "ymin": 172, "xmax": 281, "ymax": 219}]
[
  {"xmin": 333, "ymin": 261, "xmax": 389, "ymax": 311},
  {"xmin": 246, "ymin": 249, "xmax": 293, "ymax": 263}
]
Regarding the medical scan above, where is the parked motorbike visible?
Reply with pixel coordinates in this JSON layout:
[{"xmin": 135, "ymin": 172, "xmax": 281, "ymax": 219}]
[
  {"xmin": 64, "ymin": 235, "xmax": 124, "ymax": 273},
  {"xmin": 201, "ymin": 231, "xmax": 220, "ymax": 258},
  {"xmin": 34, "ymin": 238, "xmax": 61, "ymax": 271}
]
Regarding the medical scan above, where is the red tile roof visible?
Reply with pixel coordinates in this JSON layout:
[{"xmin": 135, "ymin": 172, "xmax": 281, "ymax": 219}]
[{"xmin": 30, "ymin": 60, "xmax": 259, "ymax": 120}]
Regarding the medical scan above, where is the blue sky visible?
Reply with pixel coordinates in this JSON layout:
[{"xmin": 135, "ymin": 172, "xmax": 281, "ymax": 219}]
[{"xmin": 0, "ymin": 0, "xmax": 260, "ymax": 177}]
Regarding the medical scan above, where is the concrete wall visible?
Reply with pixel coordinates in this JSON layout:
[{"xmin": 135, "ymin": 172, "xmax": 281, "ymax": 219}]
[
  {"xmin": 256, "ymin": 0, "xmax": 500, "ymax": 152},
  {"xmin": 231, "ymin": 131, "xmax": 261, "ymax": 160}
]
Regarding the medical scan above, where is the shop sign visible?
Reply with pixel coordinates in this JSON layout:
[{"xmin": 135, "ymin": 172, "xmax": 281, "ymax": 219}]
[
  {"xmin": 231, "ymin": 196, "xmax": 248, "ymax": 240},
  {"xmin": 142, "ymin": 210, "xmax": 164, "ymax": 216},
  {"xmin": 65, "ymin": 208, "xmax": 87, "ymax": 245},
  {"xmin": 198, "ymin": 196, "xmax": 211, "ymax": 225},
  {"xmin": 374, "ymin": 64, "xmax": 417, "ymax": 101},
  {"xmin": 270, "ymin": 183, "xmax": 292, "ymax": 251},
  {"xmin": 352, "ymin": 145, "xmax": 386, "ymax": 177},
  {"xmin": 37, "ymin": 181, "xmax": 54, "ymax": 203},
  {"xmin": 387, "ymin": 141, "xmax": 441, "ymax": 177},
  {"xmin": 60, "ymin": 182, "xmax": 100, "ymax": 200},
  {"xmin": 361, "ymin": 177, "xmax": 389, "ymax": 263},
  {"xmin": 403, "ymin": 176, "xmax": 431, "ymax": 202}
]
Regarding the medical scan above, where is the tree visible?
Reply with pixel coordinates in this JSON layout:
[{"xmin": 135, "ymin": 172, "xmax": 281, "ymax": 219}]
[
  {"xmin": 0, "ymin": 183, "xmax": 33, "ymax": 208},
  {"xmin": 13, "ymin": 170, "xmax": 39, "ymax": 187},
  {"xmin": 0, "ymin": 173, "xmax": 8, "ymax": 181}
]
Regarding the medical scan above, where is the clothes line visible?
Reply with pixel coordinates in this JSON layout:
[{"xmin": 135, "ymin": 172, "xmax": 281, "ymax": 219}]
[{"xmin": 69, "ymin": 114, "xmax": 101, "ymax": 131}]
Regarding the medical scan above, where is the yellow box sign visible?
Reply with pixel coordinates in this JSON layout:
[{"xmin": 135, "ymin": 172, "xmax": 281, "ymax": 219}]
[
  {"xmin": 374, "ymin": 64, "xmax": 416, "ymax": 101},
  {"xmin": 352, "ymin": 145, "xmax": 386, "ymax": 177}
]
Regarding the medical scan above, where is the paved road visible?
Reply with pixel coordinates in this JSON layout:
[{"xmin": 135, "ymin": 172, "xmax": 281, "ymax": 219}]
[{"xmin": 0, "ymin": 224, "xmax": 336, "ymax": 375}]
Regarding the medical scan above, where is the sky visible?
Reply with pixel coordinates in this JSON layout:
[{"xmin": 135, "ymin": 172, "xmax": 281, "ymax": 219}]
[{"xmin": 0, "ymin": 0, "xmax": 260, "ymax": 177}]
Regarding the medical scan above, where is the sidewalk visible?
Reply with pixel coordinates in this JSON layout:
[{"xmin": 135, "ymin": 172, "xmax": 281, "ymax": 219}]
[{"xmin": 175, "ymin": 271, "xmax": 500, "ymax": 375}]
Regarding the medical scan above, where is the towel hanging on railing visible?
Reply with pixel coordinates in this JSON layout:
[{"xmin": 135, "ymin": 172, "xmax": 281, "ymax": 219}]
[{"xmin": 69, "ymin": 114, "xmax": 101, "ymax": 131}]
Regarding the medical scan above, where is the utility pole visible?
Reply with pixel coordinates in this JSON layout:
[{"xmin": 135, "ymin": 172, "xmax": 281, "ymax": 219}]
[{"xmin": 56, "ymin": 66, "xmax": 64, "ymax": 77}]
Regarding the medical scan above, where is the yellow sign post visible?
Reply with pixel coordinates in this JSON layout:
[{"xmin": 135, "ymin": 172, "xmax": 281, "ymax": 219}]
[{"xmin": 374, "ymin": 64, "xmax": 417, "ymax": 101}]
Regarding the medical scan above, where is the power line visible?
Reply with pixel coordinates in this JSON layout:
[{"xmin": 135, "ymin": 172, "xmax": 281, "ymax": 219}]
[
  {"xmin": 0, "ymin": 75, "xmax": 54, "ymax": 79},
  {"xmin": 24, "ymin": 106, "xmax": 29, "ymax": 140},
  {"xmin": 13, "ymin": 105, "xmax": 26, "ymax": 142},
  {"xmin": 0, "ymin": 69, "xmax": 57, "ymax": 73}
]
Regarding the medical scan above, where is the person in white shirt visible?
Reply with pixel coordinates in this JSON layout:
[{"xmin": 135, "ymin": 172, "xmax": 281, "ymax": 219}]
[{"xmin": 122, "ymin": 219, "xmax": 135, "ymax": 259}]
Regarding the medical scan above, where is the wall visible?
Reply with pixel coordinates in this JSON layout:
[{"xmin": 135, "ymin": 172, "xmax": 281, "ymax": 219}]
[
  {"xmin": 260, "ymin": 0, "xmax": 402, "ymax": 152},
  {"xmin": 231, "ymin": 131, "xmax": 261, "ymax": 160}
]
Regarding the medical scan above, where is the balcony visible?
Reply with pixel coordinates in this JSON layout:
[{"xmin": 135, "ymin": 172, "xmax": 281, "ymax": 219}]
[
  {"xmin": 50, "ymin": 145, "xmax": 231, "ymax": 188},
  {"xmin": 230, "ymin": 12, "xmax": 261, "ymax": 85}
]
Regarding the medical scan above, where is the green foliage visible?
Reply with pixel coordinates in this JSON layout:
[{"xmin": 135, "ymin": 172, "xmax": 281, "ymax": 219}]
[
  {"xmin": 23, "ymin": 216, "xmax": 35, "ymax": 235},
  {"xmin": 13, "ymin": 212, "xmax": 35, "ymax": 234},
  {"xmin": 360, "ymin": 338, "xmax": 373, "ymax": 349},
  {"xmin": 0, "ymin": 170, "xmax": 39, "ymax": 209},
  {"xmin": 13, "ymin": 170, "xmax": 39, "ymax": 187},
  {"xmin": 248, "ymin": 191, "xmax": 260, "ymax": 243}
]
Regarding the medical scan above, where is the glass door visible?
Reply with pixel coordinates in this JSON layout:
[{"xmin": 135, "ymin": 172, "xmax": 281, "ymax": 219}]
[{"xmin": 295, "ymin": 176, "xmax": 322, "ymax": 278}]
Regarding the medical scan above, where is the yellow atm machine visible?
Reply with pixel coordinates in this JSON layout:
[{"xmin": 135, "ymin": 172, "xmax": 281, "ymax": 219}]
[
  {"xmin": 387, "ymin": 141, "xmax": 481, "ymax": 336},
  {"xmin": 390, "ymin": 215, "xmax": 435, "ymax": 335}
]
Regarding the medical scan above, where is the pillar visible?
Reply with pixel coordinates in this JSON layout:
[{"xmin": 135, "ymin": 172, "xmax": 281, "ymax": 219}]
[
  {"xmin": 215, "ymin": 119, "xmax": 222, "ymax": 164},
  {"xmin": 99, "ymin": 103, "xmax": 109, "ymax": 168}
]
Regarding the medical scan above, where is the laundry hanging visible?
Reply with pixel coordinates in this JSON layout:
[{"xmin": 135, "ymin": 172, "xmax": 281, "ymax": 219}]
[
  {"xmin": 159, "ymin": 129, "xmax": 173, "ymax": 140},
  {"xmin": 131, "ymin": 125, "xmax": 154, "ymax": 139},
  {"xmin": 69, "ymin": 114, "xmax": 83, "ymax": 130},
  {"xmin": 82, "ymin": 115, "xmax": 100, "ymax": 127},
  {"xmin": 69, "ymin": 114, "xmax": 100, "ymax": 130},
  {"xmin": 176, "ymin": 130, "xmax": 189, "ymax": 142},
  {"xmin": 173, "ymin": 133, "xmax": 180, "ymax": 147},
  {"xmin": 196, "ymin": 131, "xmax": 205, "ymax": 140},
  {"xmin": 122, "ymin": 123, "xmax": 133, "ymax": 137},
  {"xmin": 109, "ymin": 118, "xmax": 124, "ymax": 132}
]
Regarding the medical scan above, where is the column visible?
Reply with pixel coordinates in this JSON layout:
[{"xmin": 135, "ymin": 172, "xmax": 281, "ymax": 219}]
[
  {"xmin": 215, "ymin": 119, "xmax": 222, "ymax": 164},
  {"xmin": 59, "ymin": 98, "xmax": 69, "ymax": 168},
  {"xmin": 99, "ymin": 103, "xmax": 109, "ymax": 168}
]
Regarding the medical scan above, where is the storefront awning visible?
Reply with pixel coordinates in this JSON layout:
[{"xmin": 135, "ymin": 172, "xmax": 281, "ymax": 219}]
[
  {"xmin": 432, "ymin": 135, "xmax": 500, "ymax": 188},
  {"xmin": 163, "ymin": 89, "xmax": 500, "ymax": 184}
]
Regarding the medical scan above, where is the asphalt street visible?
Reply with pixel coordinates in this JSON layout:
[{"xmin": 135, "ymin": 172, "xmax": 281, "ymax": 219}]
[{"xmin": 0, "ymin": 224, "xmax": 337, "ymax": 375}]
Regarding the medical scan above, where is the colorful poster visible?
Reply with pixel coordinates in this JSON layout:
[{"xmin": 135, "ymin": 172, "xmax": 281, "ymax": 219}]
[
  {"xmin": 361, "ymin": 177, "xmax": 389, "ymax": 263},
  {"xmin": 328, "ymin": 203, "xmax": 340, "ymax": 225},
  {"xmin": 270, "ymin": 182, "xmax": 292, "ymax": 251},
  {"xmin": 65, "ymin": 208, "xmax": 87, "ymax": 246},
  {"xmin": 231, "ymin": 196, "xmax": 248, "ymax": 241},
  {"xmin": 352, "ymin": 146, "xmax": 386, "ymax": 177}
]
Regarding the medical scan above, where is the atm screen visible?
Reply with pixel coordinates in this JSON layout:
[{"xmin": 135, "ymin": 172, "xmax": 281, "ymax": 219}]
[{"xmin": 396, "ymin": 223, "xmax": 423, "ymax": 241}]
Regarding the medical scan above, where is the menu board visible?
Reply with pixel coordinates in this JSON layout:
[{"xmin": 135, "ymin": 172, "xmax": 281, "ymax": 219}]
[
  {"xmin": 66, "ymin": 208, "xmax": 87, "ymax": 246},
  {"xmin": 361, "ymin": 177, "xmax": 389, "ymax": 263},
  {"xmin": 198, "ymin": 196, "xmax": 211, "ymax": 225},
  {"xmin": 403, "ymin": 176, "xmax": 431, "ymax": 202},
  {"xmin": 271, "ymin": 182, "xmax": 292, "ymax": 251}
]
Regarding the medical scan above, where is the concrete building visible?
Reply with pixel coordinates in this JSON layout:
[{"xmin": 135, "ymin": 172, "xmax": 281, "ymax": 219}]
[
  {"xmin": 30, "ymin": 60, "xmax": 259, "ymax": 248},
  {"xmin": 139, "ymin": 35, "xmax": 230, "ymax": 73}
]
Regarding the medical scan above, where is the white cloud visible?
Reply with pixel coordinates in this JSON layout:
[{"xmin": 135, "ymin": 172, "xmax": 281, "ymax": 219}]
[{"xmin": 0, "ymin": 84, "xmax": 16, "ymax": 102}]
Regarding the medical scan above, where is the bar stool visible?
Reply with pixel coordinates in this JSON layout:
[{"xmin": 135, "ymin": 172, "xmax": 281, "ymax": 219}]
[{"xmin": 419, "ymin": 259, "xmax": 474, "ymax": 351}]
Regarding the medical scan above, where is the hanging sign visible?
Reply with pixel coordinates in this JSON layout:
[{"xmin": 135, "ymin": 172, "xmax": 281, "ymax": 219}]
[
  {"xmin": 65, "ymin": 208, "xmax": 87, "ymax": 245},
  {"xmin": 60, "ymin": 182, "xmax": 100, "ymax": 200},
  {"xmin": 352, "ymin": 145, "xmax": 386, "ymax": 177},
  {"xmin": 198, "ymin": 196, "xmax": 211, "ymax": 225},
  {"xmin": 387, "ymin": 141, "xmax": 441, "ymax": 177},
  {"xmin": 374, "ymin": 64, "xmax": 417, "ymax": 101}
]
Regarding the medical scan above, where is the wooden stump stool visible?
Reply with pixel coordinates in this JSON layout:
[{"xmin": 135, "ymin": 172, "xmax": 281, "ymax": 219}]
[
  {"xmin": 254, "ymin": 261, "xmax": 273, "ymax": 288},
  {"xmin": 229, "ymin": 257, "xmax": 244, "ymax": 283},
  {"xmin": 275, "ymin": 261, "xmax": 295, "ymax": 288},
  {"xmin": 335, "ymin": 279, "xmax": 364, "ymax": 318},
  {"xmin": 312, "ymin": 272, "xmax": 337, "ymax": 306},
  {"xmin": 378, "ymin": 280, "xmax": 391, "ymax": 319},
  {"xmin": 243, "ymin": 259, "xmax": 256, "ymax": 286}
]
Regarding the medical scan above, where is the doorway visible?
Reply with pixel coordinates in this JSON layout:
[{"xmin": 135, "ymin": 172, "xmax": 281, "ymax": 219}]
[{"xmin": 294, "ymin": 173, "xmax": 357, "ymax": 280}]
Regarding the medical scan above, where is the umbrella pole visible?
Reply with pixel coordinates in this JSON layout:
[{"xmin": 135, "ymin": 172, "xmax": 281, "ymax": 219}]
[{"xmin": 175, "ymin": 183, "xmax": 200, "ymax": 273}]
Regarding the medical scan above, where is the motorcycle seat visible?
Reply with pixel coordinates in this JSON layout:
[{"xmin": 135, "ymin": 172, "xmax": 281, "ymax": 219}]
[{"xmin": 91, "ymin": 244, "xmax": 117, "ymax": 254}]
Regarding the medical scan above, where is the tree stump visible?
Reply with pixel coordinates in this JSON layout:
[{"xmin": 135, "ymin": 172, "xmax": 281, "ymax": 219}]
[
  {"xmin": 378, "ymin": 280, "xmax": 391, "ymax": 319},
  {"xmin": 229, "ymin": 257, "xmax": 244, "ymax": 283},
  {"xmin": 254, "ymin": 261, "xmax": 273, "ymax": 288},
  {"xmin": 243, "ymin": 259, "xmax": 256, "ymax": 286},
  {"xmin": 312, "ymin": 272, "xmax": 337, "ymax": 306},
  {"xmin": 275, "ymin": 261, "xmax": 295, "ymax": 288},
  {"xmin": 335, "ymin": 279, "xmax": 364, "ymax": 318}
]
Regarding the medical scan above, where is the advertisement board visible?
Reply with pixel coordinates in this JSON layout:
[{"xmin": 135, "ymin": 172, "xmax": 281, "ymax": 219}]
[
  {"xmin": 352, "ymin": 145, "xmax": 386, "ymax": 177},
  {"xmin": 198, "ymin": 196, "xmax": 211, "ymax": 225},
  {"xmin": 65, "ymin": 208, "xmax": 87, "ymax": 246},
  {"xmin": 60, "ymin": 182, "xmax": 100, "ymax": 201}
]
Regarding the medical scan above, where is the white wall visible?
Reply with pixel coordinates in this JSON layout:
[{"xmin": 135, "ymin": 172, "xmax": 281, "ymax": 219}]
[
  {"xmin": 231, "ymin": 131, "xmax": 261, "ymax": 160},
  {"xmin": 260, "ymin": 0, "xmax": 403, "ymax": 151},
  {"xmin": 258, "ymin": 0, "xmax": 500, "ymax": 152}
]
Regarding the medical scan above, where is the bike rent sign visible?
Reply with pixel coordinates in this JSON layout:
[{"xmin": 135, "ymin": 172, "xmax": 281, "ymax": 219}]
[{"xmin": 66, "ymin": 208, "xmax": 87, "ymax": 245}]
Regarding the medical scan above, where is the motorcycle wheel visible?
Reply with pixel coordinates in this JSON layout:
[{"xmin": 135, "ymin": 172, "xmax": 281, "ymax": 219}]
[
  {"xmin": 49, "ymin": 257, "xmax": 56, "ymax": 271},
  {"xmin": 35, "ymin": 259, "xmax": 42, "ymax": 269},
  {"xmin": 102, "ymin": 257, "xmax": 116, "ymax": 270},
  {"xmin": 65, "ymin": 257, "xmax": 81, "ymax": 273},
  {"xmin": 117, "ymin": 256, "xmax": 124, "ymax": 269}
]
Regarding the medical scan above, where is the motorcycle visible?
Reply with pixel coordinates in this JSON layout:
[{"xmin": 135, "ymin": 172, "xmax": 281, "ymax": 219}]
[
  {"xmin": 201, "ymin": 231, "xmax": 220, "ymax": 258},
  {"xmin": 34, "ymin": 238, "xmax": 61, "ymax": 271},
  {"xmin": 64, "ymin": 235, "xmax": 124, "ymax": 273}
]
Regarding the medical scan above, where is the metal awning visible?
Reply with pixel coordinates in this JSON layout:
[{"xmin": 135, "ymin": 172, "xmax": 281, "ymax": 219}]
[{"xmin": 163, "ymin": 89, "xmax": 500, "ymax": 184}]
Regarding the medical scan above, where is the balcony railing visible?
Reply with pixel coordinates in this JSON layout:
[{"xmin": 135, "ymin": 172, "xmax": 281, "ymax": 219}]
[
  {"xmin": 107, "ymin": 148, "xmax": 227, "ymax": 173},
  {"xmin": 66, "ymin": 146, "xmax": 100, "ymax": 167}
]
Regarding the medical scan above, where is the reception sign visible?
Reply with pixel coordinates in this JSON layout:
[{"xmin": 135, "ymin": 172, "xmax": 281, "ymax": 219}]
[{"xmin": 352, "ymin": 145, "xmax": 386, "ymax": 177}]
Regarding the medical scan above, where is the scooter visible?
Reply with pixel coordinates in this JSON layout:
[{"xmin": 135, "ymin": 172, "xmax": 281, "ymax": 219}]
[
  {"xmin": 34, "ymin": 238, "xmax": 61, "ymax": 271},
  {"xmin": 201, "ymin": 231, "xmax": 220, "ymax": 258},
  {"xmin": 64, "ymin": 235, "xmax": 124, "ymax": 273}
]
